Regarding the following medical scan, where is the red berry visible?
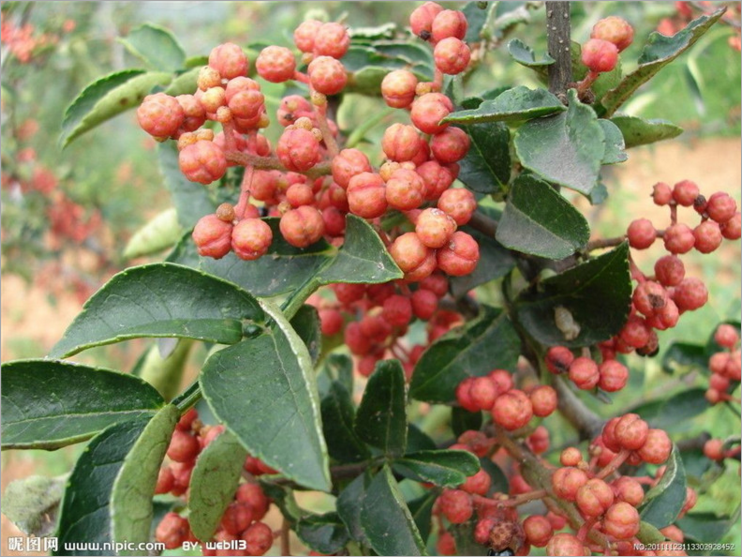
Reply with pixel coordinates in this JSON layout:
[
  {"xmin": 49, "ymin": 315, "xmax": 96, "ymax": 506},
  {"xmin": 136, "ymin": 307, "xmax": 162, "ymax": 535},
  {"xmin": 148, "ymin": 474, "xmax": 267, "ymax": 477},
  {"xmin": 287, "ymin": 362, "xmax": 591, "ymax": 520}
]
[
  {"xmin": 256, "ymin": 46, "xmax": 296, "ymax": 83},
  {"xmin": 439, "ymin": 489, "xmax": 473, "ymax": 524},
  {"xmin": 434, "ymin": 37, "xmax": 471, "ymax": 75},
  {"xmin": 220, "ymin": 502, "xmax": 254, "ymax": 535},
  {"xmin": 314, "ymin": 22, "xmax": 350, "ymax": 59},
  {"xmin": 693, "ymin": 220, "xmax": 723, "ymax": 253},
  {"xmin": 431, "ymin": 10, "xmax": 468, "ymax": 43},
  {"xmin": 456, "ymin": 377, "xmax": 479, "ymax": 412},
  {"xmin": 720, "ymin": 211, "xmax": 741, "ymax": 239},
  {"xmin": 420, "ymin": 272, "xmax": 449, "ymax": 297},
  {"xmin": 437, "ymin": 231, "xmax": 480, "ymax": 276},
  {"xmin": 612, "ymin": 476, "xmax": 644, "ymax": 506},
  {"xmin": 347, "ymin": 172, "xmax": 388, "ymax": 219},
  {"xmin": 411, "ymin": 288, "xmax": 439, "ymax": 320},
  {"xmin": 294, "ymin": 20, "xmax": 323, "ymax": 53},
  {"xmin": 703, "ymin": 438, "xmax": 724, "ymax": 461},
  {"xmin": 381, "ymin": 69, "xmax": 419, "ymax": 109},
  {"xmin": 167, "ymin": 430, "xmax": 200, "ymax": 463},
  {"xmin": 417, "ymin": 160, "xmax": 455, "ymax": 200},
  {"xmin": 155, "ymin": 466, "xmax": 175, "ymax": 494},
  {"xmin": 431, "ymin": 126, "xmax": 470, "ymax": 164},
  {"xmin": 715, "ymin": 324, "xmax": 739, "ymax": 348},
  {"xmin": 232, "ymin": 218, "xmax": 273, "ymax": 260},
  {"xmin": 242, "ymin": 522, "xmax": 273, "ymax": 556},
  {"xmin": 591, "ymin": 16, "xmax": 634, "ymax": 51},
  {"xmin": 523, "ymin": 515, "xmax": 553, "ymax": 548},
  {"xmin": 672, "ymin": 277, "xmax": 708, "ymax": 311},
  {"xmin": 415, "ymin": 208, "xmax": 457, "ymax": 249},
  {"xmin": 389, "ymin": 232, "xmax": 437, "ymax": 282},
  {"xmin": 410, "ymin": 2, "xmax": 444, "ymax": 39},
  {"xmin": 411, "ymin": 92, "xmax": 453, "ymax": 135},
  {"xmin": 654, "ymin": 255, "xmax": 685, "ymax": 287},
  {"xmin": 672, "ymin": 179, "xmax": 700, "ymax": 206},
  {"xmin": 619, "ymin": 316, "xmax": 651, "ymax": 348},
  {"xmin": 568, "ymin": 357, "xmax": 600, "ymax": 390},
  {"xmin": 193, "ymin": 215, "xmax": 233, "ymax": 259},
  {"xmin": 627, "ymin": 218, "xmax": 656, "ymax": 249},
  {"xmin": 179, "ymin": 141, "xmax": 227, "ymax": 184},
  {"xmin": 474, "ymin": 518, "xmax": 497, "ymax": 545},
  {"xmin": 331, "ymin": 149, "xmax": 372, "ymax": 189},
  {"xmin": 530, "ymin": 385, "xmax": 557, "ymax": 417},
  {"xmin": 382, "ymin": 123, "xmax": 421, "ymax": 162},
  {"xmin": 551, "ymin": 467, "xmax": 588, "ymax": 502},
  {"xmin": 437, "ymin": 188, "xmax": 476, "ymax": 226},
  {"xmin": 236, "ymin": 483, "xmax": 270, "ymax": 519},
  {"xmin": 488, "ymin": 369, "xmax": 514, "ymax": 393},
  {"xmin": 603, "ymin": 502, "xmax": 640, "ymax": 540},
  {"xmin": 576, "ymin": 478, "xmax": 615, "ymax": 517},
  {"xmin": 632, "ymin": 281, "xmax": 667, "ymax": 317},
  {"xmin": 492, "ymin": 389, "xmax": 533, "ymax": 431},
  {"xmin": 319, "ymin": 308, "xmax": 343, "ymax": 336},
  {"xmin": 137, "ymin": 93, "xmax": 185, "ymax": 138},
  {"xmin": 228, "ymin": 89, "xmax": 264, "ymax": 121},
  {"xmin": 308, "ymin": 56, "xmax": 347, "ymax": 96},
  {"xmin": 176, "ymin": 408, "xmax": 198, "ymax": 432},
  {"xmin": 546, "ymin": 533, "xmax": 587, "ymax": 557},
  {"xmin": 581, "ymin": 38, "xmax": 619, "ymax": 73},
  {"xmin": 209, "ymin": 42, "xmax": 249, "ymax": 80},
  {"xmin": 637, "ymin": 428, "xmax": 672, "ymax": 464},
  {"xmin": 155, "ymin": 512, "xmax": 189, "ymax": 550},
  {"xmin": 279, "ymin": 206, "xmax": 325, "ymax": 248},
  {"xmin": 277, "ymin": 128, "xmax": 320, "ymax": 172},
  {"xmin": 276, "ymin": 94, "xmax": 313, "ymax": 127},
  {"xmin": 598, "ymin": 360, "xmax": 629, "ymax": 392},
  {"xmin": 460, "ymin": 468, "xmax": 491, "ymax": 496},
  {"xmin": 706, "ymin": 191, "xmax": 738, "ymax": 223},
  {"xmin": 469, "ymin": 376, "xmax": 498, "ymax": 410},
  {"xmin": 386, "ymin": 168, "xmax": 426, "ymax": 211},
  {"xmin": 615, "ymin": 413, "xmax": 649, "ymax": 451},
  {"xmin": 225, "ymin": 77, "xmax": 260, "ymax": 102},
  {"xmin": 652, "ymin": 182, "xmax": 673, "ymax": 205},
  {"xmin": 200, "ymin": 424, "xmax": 225, "ymax": 449},
  {"xmin": 664, "ymin": 223, "xmax": 695, "ymax": 254},
  {"xmin": 333, "ymin": 283, "xmax": 365, "ymax": 305},
  {"xmin": 560, "ymin": 447, "xmax": 583, "ymax": 467},
  {"xmin": 527, "ymin": 425, "xmax": 550, "ymax": 454},
  {"xmin": 709, "ymin": 371, "xmax": 730, "ymax": 392},
  {"xmin": 381, "ymin": 295, "xmax": 413, "ymax": 327},
  {"xmin": 546, "ymin": 346, "xmax": 574, "ymax": 374},
  {"xmin": 359, "ymin": 314, "xmax": 392, "ymax": 342},
  {"xmin": 437, "ymin": 531, "xmax": 456, "ymax": 555}
]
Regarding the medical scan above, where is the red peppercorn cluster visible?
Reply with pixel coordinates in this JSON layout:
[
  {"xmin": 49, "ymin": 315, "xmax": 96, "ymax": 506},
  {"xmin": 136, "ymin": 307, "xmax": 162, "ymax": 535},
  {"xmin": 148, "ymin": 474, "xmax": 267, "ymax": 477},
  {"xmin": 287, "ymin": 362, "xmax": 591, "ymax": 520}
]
[
  {"xmin": 578, "ymin": 16, "xmax": 633, "ymax": 93},
  {"xmin": 703, "ymin": 437, "xmax": 741, "ymax": 462},
  {"xmin": 705, "ymin": 323, "xmax": 741, "ymax": 404},
  {"xmin": 153, "ymin": 408, "xmax": 275, "ymax": 556},
  {"xmin": 545, "ymin": 347, "xmax": 630, "ymax": 393}
]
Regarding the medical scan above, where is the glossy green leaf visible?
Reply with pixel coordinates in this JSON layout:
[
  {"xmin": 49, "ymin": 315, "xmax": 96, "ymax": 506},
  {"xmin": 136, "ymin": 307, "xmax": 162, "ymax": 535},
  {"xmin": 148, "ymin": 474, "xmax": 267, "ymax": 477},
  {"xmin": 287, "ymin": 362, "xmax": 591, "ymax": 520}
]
[
  {"xmin": 337, "ymin": 472, "xmax": 371, "ymax": 545},
  {"xmin": 632, "ymin": 388, "xmax": 710, "ymax": 432},
  {"xmin": 3, "ymin": 475, "xmax": 66, "ymax": 537},
  {"xmin": 49, "ymin": 263, "xmax": 264, "ymax": 358},
  {"xmin": 110, "ymin": 405, "xmax": 178, "ymax": 555},
  {"xmin": 514, "ymin": 243, "xmax": 631, "ymax": 347},
  {"xmin": 317, "ymin": 353, "xmax": 354, "ymax": 398},
  {"xmin": 677, "ymin": 508, "xmax": 741, "ymax": 544},
  {"xmin": 60, "ymin": 70, "xmax": 172, "ymax": 147},
  {"xmin": 507, "ymin": 39, "xmax": 555, "ymax": 67},
  {"xmin": 463, "ymin": 2, "xmax": 492, "ymax": 43},
  {"xmin": 360, "ymin": 465, "xmax": 427, "ymax": 556},
  {"xmin": 296, "ymin": 512, "xmax": 351, "ymax": 555},
  {"xmin": 406, "ymin": 423, "xmax": 437, "ymax": 453},
  {"xmin": 451, "ymin": 522, "xmax": 487, "ymax": 556},
  {"xmin": 164, "ymin": 66, "xmax": 201, "ymax": 96},
  {"xmin": 200, "ymin": 300, "xmax": 330, "ymax": 491},
  {"xmin": 55, "ymin": 417, "xmax": 151, "ymax": 556},
  {"xmin": 599, "ymin": 9, "xmax": 726, "ymax": 117},
  {"xmin": 407, "ymin": 490, "xmax": 438, "ymax": 543},
  {"xmin": 354, "ymin": 360, "xmax": 407, "ymax": 457},
  {"xmin": 1, "ymin": 359, "xmax": 163, "ymax": 450},
  {"xmin": 514, "ymin": 89, "xmax": 605, "ymax": 195},
  {"xmin": 123, "ymin": 207, "xmax": 182, "ymax": 259},
  {"xmin": 393, "ymin": 450, "xmax": 480, "ymax": 488},
  {"xmin": 640, "ymin": 445, "xmax": 687, "ymax": 529},
  {"xmin": 260, "ymin": 482, "xmax": 304, "ymax": 526},
  {"xmin": 321, "ymin": 382, "xmax": 371, "ymax": 463},
  {"xmin": 291, "ymin": 305, "xmax": 322, "ymax": 365},
  {"xmin": 611, "ymin": 115, "xmax": 683, "ymax": 149},
  {"xmin": 138, "ymin": 339, "xmax": 193, "ymax": 401},
  {"xmin": 496, "ymin": 174, "xmax": 590, "ymax": 259},
  {"xmin": 119, "ymin": 24, "xmax": 185, "ymax": 72},
  {"xmin": 598, "ymin": 119, "xmax": 627, "ymax": 165},
  {"xmin": 456, "ymin": 122, "xmax": 510, "ymax": 194},
  {"xmin": 451, "ymin": 406, "xmax": 483, "ymax": 437},
  {"xmin": 410, "ymin": 306, "xmax": 520, "ymax": 403},
  {"xmin": 373, "ymin": 41, "xmax": 434, "ymax": 71},
  {"xmin": 661, "ymin": 342, "xmax": 708, "ymax": 374},
  {"xmin": 188, "ymin": 430, "xmax": 248, "ymax": 542},
  {"xmin": 445, "ymin": 86, "xmax": 564, "ymax": 125}
]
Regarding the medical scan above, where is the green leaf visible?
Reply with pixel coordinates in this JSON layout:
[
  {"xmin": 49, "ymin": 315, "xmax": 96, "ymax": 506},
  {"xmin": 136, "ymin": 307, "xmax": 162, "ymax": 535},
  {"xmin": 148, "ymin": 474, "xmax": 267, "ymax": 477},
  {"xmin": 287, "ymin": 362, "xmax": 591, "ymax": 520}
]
[
  {"xmin": 677, "ymin": 508, "xmax": 741, "ymax": 544},
  {"xmin": 640, "ymin": 445, "xmax": 687, "ymax": 529},
  {"xmin": 164, "ymin": 66, "xmax": 201, "ymax": 96},
  {"xmin": 158, "ymin": 142, "xmax": 217, "ymax": 228},
  {"xmin": 260, "ymin": 482, "xmax": 304, "ymax": 526},
  {"xmin": 410, "ymin": 306, "xmax": 520, "ymax": 403},
  {"xmin": 599, "ymin": 9, "xmax": 726, "ymax": 117},
  {"xmin": 611, "ymin": 115, "xmax": 683, "ymax": 149},
  {"xmin": 49, "ymin": 263, "xmax": 264, "ymax": 358},
  {"xmin": 451, "ymin": 522, "xmax": 487, "ymax": 556},
  {"xmin": 1, "ymin": 359, "xmax": 164, "ymax": 450},
  {"xmin": 55, "ymin": 417, "xmax": 151, "ymax": 556},
  {"xmin": 188, "ymin": 430, "xmax": 248, "ymax": 542},
  {"xmin": 123, "ymin": 207, "xmax": 182, "ymax": 259},
  {"xmin": 406, "ymin": 423, "xmax": 437, "ymax": 453},
  {"xmin": 317, "ymin": 353, "xmax": 354, "ymax": 398},
  {"xmin": 496, "ymin": 174, "xmax": 590, "ymax": 259},
  {"xmin": 321, "ymin": 382, "xmax": 371, "ymax": 463},
  {"xmin": 588, "ymin": 182, "xmax": 609, "ymax": 206},
  {"xmin": 110, "ymin": 405, "xmax": 178, "ymax": 555},
  {"xmin": 598, "ymin": 119, "xmax": 627, "ymax": 165},
  {"xmin": 446, "ymin": 86, "xmax": 564, "ymax": 125},
  {"xmin": 393, "ymin": 450, "xmax": 480, "ymax": 488},
  {"xmin": 456, "ymin": 122, "xmax": 510, "ymax": 194},
  {"xmin": 119, "ymin": 24, "xmax": 186, "ymax": 72},
  {"xmin": 60, "ymin": 70, "xmax": 172, "ymax": 147},
  {"xmin": 637, "ymin": 521, "xmax": 666, "ymax": 545},
  {"xmin": 2, "ymin": 475, "xmax": 66, "ymax": 537},
  {"xmin": 662, "ymin": 342, "xmax": 708, "ymax": 374},
  {"xmin": 291, "ymin": 305, "xmax": 322, "ymax": 365},
  {"xmin": 514, "ymin": 243, "xmax": 631, "ymax": 347},
  {"xmin": 360, "ymin": 465, "xmax": 427, "ymax": 556},
  {"xmin": 354, "ymin": 360, "xmax": 407, "ymax": 457},
  {"xmin": 514, "ymin": 89, "xmax": 605, "ymax": 195},
  {"xmin": 200, "ymin": 299, "xmax": 330, "ymax": 491},
  {"xmin": 632, "ymin": 388, "xmax": 710, "ymax": 432},
  {"xmin": 407, "ymin": 490, "xmax": 438, "ymax": 543},
  {"xmin": 344, "ymin": 46, "xmax": 432, "ymax": 94},
  {"xmin": 463, "ymin": 1, "xmax": 493, "ymax": 43},
  {"xmin": 507, "ymin": 39, "xmax": 555, "ymax": 67},
  {"xmin": 480, "ymin": 458, "xmax": 509, "ymax": 494},
  {"xmin": 451, "ymin": 406, "xmax": 483, "ymax": 437},
  {"xmin": 296, "ymin": 512, "xmax": 351, "ymax": 555},
  {"xmin": 138, "ymin": 339, "xmax": 193, "ymax": 401},
  {"xmin": 337, "ymin": 472, "xmax": 371, "ymax": 545}
]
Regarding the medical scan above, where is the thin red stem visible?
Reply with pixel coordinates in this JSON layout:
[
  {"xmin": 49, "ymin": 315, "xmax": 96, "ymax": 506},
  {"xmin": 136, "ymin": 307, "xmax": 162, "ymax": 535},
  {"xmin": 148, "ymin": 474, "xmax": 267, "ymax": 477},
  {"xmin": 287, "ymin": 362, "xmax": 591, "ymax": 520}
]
[{"xmin": 595, "ymin": 449, "xmax": 630, "ymax": 480}]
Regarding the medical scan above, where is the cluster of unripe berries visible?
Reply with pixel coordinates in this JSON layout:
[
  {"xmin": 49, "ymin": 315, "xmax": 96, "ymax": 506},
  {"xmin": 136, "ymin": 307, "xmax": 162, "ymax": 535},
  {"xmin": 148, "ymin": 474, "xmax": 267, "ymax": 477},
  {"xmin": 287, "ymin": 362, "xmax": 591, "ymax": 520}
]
[
  {"xmin": 312, "ymin": 272, "xmax": 459, "ymax": 378},
  {"xmin": 136, "ymin": 9, "xmax": 483, "ymax": 284},
  {"xmin": 153, "ymin": 408, "xmax": 275, "ymax": 556},
  {"xmin": 705, "ymin": 323, "xmax": 741, "ymax": 404},
  {"xmin": 456, "ymin": 368, "xmax": 558, "ymax": 431}
]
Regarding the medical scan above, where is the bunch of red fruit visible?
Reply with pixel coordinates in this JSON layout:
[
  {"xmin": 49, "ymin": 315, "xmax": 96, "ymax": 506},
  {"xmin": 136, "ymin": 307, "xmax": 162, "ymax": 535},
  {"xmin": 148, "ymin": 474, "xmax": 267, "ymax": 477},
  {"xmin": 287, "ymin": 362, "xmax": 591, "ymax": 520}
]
[
  {"xmin": 706, "ymin": 323, "xmax": 741, "ymax": 404},
  {"xmin": 579, "ymin": 16, "xmax": 634, "ymax": 94},
  {"xmin": 153, "ymin": 408, "xmax": 275, "ymax": 556}
]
